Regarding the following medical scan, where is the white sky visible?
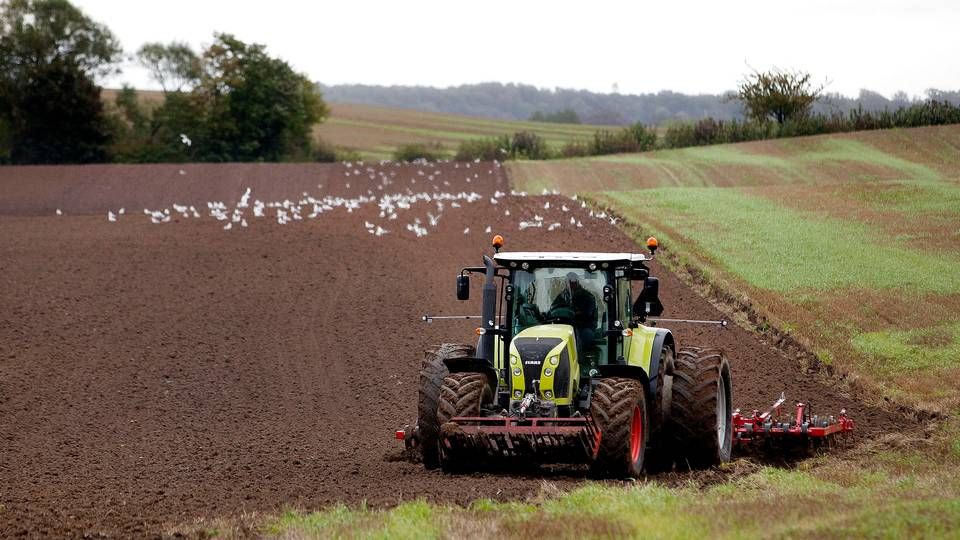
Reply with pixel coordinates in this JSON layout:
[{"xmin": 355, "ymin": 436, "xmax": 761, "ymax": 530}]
[{"xmin": 78, "ymin": 0, "xmax": 959, "ymax": 98}]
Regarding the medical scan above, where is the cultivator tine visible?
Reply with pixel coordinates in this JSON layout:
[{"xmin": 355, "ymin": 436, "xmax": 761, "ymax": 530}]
[{"xmin": 733, "ymin": 393, "xmax": 854, "ymax": 456}]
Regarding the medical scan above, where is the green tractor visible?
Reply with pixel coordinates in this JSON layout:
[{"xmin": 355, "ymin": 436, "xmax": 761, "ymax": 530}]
[{"xmin": 402, "ymin": 236, "xmax": 733, "ymax": 477}]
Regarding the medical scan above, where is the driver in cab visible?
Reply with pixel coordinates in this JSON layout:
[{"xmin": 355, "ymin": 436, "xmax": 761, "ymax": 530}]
[{"xmin": 550, "ymin": 272, "xmax": 598, "ymax": 351}]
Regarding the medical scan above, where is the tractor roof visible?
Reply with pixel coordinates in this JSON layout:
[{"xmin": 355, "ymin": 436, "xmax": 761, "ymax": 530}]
[{"xmin": 494, "ymin": 252, "xmax": 649, "ymax": 268}]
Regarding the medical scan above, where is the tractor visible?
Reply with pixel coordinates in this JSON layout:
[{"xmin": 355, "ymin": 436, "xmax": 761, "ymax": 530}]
[{"xmin": 398, "ymin": 235, "xmax": 734, "ymax": 477}]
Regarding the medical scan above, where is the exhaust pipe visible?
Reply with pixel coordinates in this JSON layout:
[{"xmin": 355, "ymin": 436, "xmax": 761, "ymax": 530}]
[{"xmin": 476, "ymin": 255, "xmax": 497, "ymax": 364}]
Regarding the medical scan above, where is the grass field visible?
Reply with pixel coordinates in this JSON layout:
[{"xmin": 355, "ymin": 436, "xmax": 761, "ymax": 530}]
[
  {"xmin": 512, "ymin": 124, "xmax": 960, "ymax": 414},
  {"xmin": 244, "ymin": 416, "xmax": 960, "ymax": 539},
  {"xmin": 313, "ymin": 102, "xmax": 618, "ymax": 161}
]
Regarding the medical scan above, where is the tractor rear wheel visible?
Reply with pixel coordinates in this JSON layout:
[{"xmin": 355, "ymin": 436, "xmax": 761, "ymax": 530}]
[
  {"xmin": 437, "ymin": 371, "xmax": 493, "ymax": 472},
  {"xmin": 590, "ymin": 377, "xmax": 649, "ymax": 478},
  {"xmin": 418, "ymin": 343, "xmax": 474, "ymax": 469},
  {"xmin": 669, "ymin": 347, "xmax": 733, "ymax": 469}
]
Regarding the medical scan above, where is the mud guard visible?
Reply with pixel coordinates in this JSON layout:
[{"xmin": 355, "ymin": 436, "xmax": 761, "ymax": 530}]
[
  {"xmin": 647, "ymin": 329, "xmax": 674, "ymax": 398},
  {"xmin": 442, "ymin": 357, "xmax": 498, "ymax": 390},
  {"xmin": 594, "ymin": 365, "xmax": 651, "ymax": 390}
]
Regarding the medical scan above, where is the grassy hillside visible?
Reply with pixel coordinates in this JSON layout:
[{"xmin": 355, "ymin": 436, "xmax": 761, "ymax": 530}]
[
  {"xmin": 314, "ymin": 102, "xmax": 618, "ymax": 161},
  {"xmin": 511, "ymin": 124, "xmax": 960, "ymax": 414}
]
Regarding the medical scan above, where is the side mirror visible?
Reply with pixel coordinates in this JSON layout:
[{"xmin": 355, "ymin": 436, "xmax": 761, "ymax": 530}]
[
  {"xmin": 631, "ymin": 267, "xmax": 649, "ymax": 281},
  {"xmin": 456, "ymin": 274, "xmax": 470, "ymax": 300},
  {"xmin": 633, "ymin": 277, "xmax": 664, "ymax": 317}
]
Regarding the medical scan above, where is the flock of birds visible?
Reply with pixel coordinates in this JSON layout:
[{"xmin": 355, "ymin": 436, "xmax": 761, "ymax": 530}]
[{"xmin": 56, "ymin": 160, "xmax": 618, "ymax": 237}]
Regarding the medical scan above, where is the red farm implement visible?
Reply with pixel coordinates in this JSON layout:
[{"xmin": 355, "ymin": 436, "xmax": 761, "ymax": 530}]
[{"xmin": 733, "ymin": 392, "xmax": 855, "ymax": 451}]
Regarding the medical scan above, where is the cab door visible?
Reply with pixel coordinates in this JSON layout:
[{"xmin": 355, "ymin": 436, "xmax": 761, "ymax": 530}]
[{"xmin": 616, "ymin": 272, "xmax": 633, "ymax": 362}]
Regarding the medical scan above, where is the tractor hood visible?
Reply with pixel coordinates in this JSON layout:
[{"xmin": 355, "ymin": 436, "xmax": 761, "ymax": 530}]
[{"xmin": 507, "ymin": 324, "xmax": 577, "ymax": 403}]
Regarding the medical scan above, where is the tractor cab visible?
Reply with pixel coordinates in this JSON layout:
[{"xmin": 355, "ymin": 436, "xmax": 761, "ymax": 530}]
[{"xmin": 456, "ymin": 246, "xmax": 666, "ymax": 416}]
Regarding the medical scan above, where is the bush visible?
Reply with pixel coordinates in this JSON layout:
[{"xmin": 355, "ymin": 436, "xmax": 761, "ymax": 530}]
[
  {"xmin": 511, "ymin": 131, "xmax": 551, "ymax": 160},
  {"xmin": 627, "ymin": 122, "xmax": 658, "ymax": 150},
  {"xmin": 313, "ymin": 138, "xmax": 338, "ymax": 162},
  {"xmin": 662, "ymin": 122, "xmax": 696, "ymax": 148},
  {"xmin": 393, "ymin": 142, "xmax": 446, "ymax": 162},
  {"xmin": 589, "ymin": 123, "xmax": 658, "ymax": 155},
  {"xmin": 560, "ymin": 140, "xmax": 591, "ymax": 158},
  {"xmin": 335, "ymin": 147, "xmax": 363, "ymax": 163},
  {"xmin": 455, "ymin": 135, "xmax": 510, "ymax": 161},
  {"xmin": 590, "ymin": 129, "xmax": 637, "ymax": 155}
]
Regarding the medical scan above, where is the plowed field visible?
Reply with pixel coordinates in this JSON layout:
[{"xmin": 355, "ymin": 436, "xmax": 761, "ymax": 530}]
[{"xmin": 0, "ymin": 162, "xmax": 899, "ymax": 537}]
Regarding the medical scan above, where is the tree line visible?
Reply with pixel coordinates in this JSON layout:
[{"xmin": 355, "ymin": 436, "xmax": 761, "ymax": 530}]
[
  {"xmin": 322, "ymin": 82, "xmax": 960, "ymax": 127},
  {"xmin": 0, "ymin": 0, "xmax": 328, "ymax": 165},
  {"xmin": 420, "ymin": 71, "xmax": 960, "ymax": 162}
]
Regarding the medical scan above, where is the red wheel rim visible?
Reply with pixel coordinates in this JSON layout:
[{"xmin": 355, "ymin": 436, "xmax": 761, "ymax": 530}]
[{"xmin": 630, "ymin": 404, "xmax": 643, "ymax": 463}]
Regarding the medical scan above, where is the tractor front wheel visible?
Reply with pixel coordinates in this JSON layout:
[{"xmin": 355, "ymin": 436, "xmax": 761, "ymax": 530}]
[
  {"xmin": 669, "ymin": 347, "xmax": 733, "ymax": 469},
  {"xmin": 418, "ymin": 343, "xmax": 474, "ymax": 469},
  {"xmin": 590, "ymin": 377, "xmax": 649, "ymax": 478},
  {"xmin": 437, "ymin": 371, "xmax": 492, "ymax": 472}
]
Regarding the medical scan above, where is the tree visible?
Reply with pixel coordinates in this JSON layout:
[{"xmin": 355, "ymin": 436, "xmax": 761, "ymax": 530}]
[
  {"xmin": 8, "ymin": 57, "xmax": 110, "ymax": 163},
  {"xmin": 0, "ymin": 0, "xmax": 120, "ymax": 77},
  {"xmin": 0, "ymin": 0, "xmax": 120, "ymax": 163},
  {"xmin": 137, "ymin": 34, "xmax": 329, "ymax": 162},
  {"xmin": 736, "ymin": 68, "xmax": 824, "ymax": 124},
  {"xmin": 137, "ymin": 42, "xmax": 201, "ymax": 93},
  {"xmin": 510, "ymin": 131, "xmax": 550, "ymax": 160},
  {"xmin": 529, "ymin": 108, "xmax": 581, "ymax": 124}
]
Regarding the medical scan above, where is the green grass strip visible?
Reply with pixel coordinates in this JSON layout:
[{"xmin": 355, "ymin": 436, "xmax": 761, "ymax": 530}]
[
  {"xmin": 852, "ymin": 323, "xmax": 960, "ymax": 375},
  {"xmin": 595, "ymin": 188, "xmax": 960, "ymax": 293}
]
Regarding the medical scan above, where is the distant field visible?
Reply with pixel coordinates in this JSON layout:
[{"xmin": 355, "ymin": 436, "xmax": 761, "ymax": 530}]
[
  {"xmin": 511, "ymin": 124, "xmax": 960, "ymax": 413},
  {"xmin": 314, "ymin": 102, "xmax": 618, "ymax": 160}
]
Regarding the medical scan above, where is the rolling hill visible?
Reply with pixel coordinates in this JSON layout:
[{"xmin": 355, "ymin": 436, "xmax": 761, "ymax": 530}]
[{"xmin": 313, "ymin": 102, "xmax": 618, "ymax": 160}]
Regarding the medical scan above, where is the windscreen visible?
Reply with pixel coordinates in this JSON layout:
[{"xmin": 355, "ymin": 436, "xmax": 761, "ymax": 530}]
[{"xmin": 511, "ymin": 267, "xmax": 606, "ymax": 335}]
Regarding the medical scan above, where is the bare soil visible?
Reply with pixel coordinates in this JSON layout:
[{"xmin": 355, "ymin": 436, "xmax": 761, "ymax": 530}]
[{"xmin": 0, "ymin": 162, "xmax": 901, "ymax": 537}]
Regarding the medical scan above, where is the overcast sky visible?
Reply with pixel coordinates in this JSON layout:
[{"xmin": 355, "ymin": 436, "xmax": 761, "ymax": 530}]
[{"xmin": 77, "ymin": 0, "xmax": 958, "ymax": 98}]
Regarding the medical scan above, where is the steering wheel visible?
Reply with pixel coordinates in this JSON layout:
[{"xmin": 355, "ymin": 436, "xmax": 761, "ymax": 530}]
[{"xmin": 543, "ymin": 306, "xmax": 575, "ymax": 324}]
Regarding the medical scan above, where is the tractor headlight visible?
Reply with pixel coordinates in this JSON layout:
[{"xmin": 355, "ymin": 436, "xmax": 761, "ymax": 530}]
[
  {"xmin": 544, "ymin": 390, "xmax": 553, "ymax": 399},
  {"xmin": 510, "ymin": 356, "xmax": 518, "ymax": 366},
  {"xmin": 544, "ymin": 368, "xmax": 553, "ymax": 377},
  {"xmin": 514, "ymin": 390, "xmax": 522, "ymax": 398},
  {"xmin": 549, "ymin": 356, "xmax": 559, "ymax": 366},
  {"xmin": 513, "ymin": 368, "xmax": 521, "ymax": 376}
]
